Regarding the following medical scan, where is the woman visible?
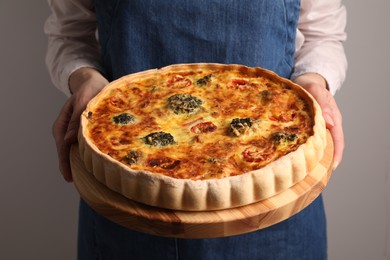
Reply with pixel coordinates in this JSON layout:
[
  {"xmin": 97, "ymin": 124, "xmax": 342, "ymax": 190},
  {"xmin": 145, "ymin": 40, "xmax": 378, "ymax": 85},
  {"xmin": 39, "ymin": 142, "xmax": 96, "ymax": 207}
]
[{"xmin": 45, "ymin": 0, "xmax": 347, "ymax": 259}]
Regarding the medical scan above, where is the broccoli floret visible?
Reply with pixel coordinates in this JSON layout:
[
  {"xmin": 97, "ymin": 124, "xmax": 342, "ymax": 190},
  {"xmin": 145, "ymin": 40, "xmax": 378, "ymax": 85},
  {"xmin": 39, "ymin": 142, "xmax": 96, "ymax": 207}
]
[
  {"xmin": 229, "ymin": 118, "xmax": 253, "ymax": 136},
  {"xmin": 167, "ymin": 94, "xmax": 203, "ymax": 114},
  {"xmin": 142, "ymin": 131, "xmax": 175, "ymax": 147},
  {"xmin": 196, "ymin": 74, "xmax": 213, "ymax": 86},
  {"xmin": 271, "ymin": 131, "xmax": 297, "ymax": 145},
  {"xmin": 112, "ymin": 113, "xmax": 135, "ymax": 125},
  {"xmin": 122, "ymin": 150, "xmax": 142, "ymax": 165}
]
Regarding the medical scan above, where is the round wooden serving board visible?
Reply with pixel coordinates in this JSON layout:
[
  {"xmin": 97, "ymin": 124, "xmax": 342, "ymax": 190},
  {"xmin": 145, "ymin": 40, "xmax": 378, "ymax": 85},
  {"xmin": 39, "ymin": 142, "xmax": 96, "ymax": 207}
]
[{"xmin": 71, "ymin": 131, "xmax": 333, "ymax": 238}]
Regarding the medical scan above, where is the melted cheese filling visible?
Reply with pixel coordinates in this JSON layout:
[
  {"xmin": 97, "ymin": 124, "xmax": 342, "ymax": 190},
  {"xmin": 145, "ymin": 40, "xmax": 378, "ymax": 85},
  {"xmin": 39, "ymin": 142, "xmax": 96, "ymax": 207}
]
[{"xmin": 86, "ymin": 69, "xmax": 314, "ymax": 180}]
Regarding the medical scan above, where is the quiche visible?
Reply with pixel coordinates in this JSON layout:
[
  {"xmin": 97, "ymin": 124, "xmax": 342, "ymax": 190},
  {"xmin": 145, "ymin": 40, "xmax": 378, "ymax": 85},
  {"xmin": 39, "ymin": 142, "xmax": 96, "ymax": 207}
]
[{"xmin": 78, "ymin": 63, "xmax": 327, "ymax": 211}]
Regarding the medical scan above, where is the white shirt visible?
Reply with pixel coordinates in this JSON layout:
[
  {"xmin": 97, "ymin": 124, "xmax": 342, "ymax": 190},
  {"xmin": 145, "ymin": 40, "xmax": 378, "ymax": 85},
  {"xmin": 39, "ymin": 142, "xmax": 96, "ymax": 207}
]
[{"xmin": 44, "ymin": 0, "xmax": 347, "ymax": 96}]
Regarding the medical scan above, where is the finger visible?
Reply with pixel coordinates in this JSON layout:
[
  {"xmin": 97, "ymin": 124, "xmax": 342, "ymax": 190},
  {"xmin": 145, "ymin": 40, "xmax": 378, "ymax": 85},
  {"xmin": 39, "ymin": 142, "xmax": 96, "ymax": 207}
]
[
  {"xmin": 64, "ymin": 114, "xmax": 80, "ymax": 145},
  {"xmin": 52, "ymin": 103, "xmax": 70, "ymax": 148},
  {"xmin": 329, "ymin": 127, "xmax": 344, "ymax": 170},
  {"xmin": 322, "ymin": 110, "xmax": 335, "ymax": 129},
  {"xmin": 65, "ymin": 95, "xmax": 91, "ymax": 144},
  {"xmin": 52, "ymin": 99, "xmax": 74, "ymax": 182},
  {"xmin": 303, "ymin": 83, "xmax": 333, "ymax": 124},
  {"xmin": 305, "ymin": 87, "xmax": 344, "ymax": 169},
  {"xmin": 328, "ymin": 112, "xmax": 344, "ymax": 170},
  {"xmin": 59, "ymin": 141, "xmax": 73, "ymax": 182}
]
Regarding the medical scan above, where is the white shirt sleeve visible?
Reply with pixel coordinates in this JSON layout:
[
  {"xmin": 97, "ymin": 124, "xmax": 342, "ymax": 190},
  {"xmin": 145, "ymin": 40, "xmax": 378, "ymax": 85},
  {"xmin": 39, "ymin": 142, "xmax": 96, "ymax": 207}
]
[
  {"xmin": 44, "ymin": 0, "xmax": 347, "ymax": 96},
  {"xmin": 44, "ymin": 0, "xmax": 103, "ymax": 96},
  {"xmin": 293, "ymin": 0, "xmax": 348, "ymax": 95}
]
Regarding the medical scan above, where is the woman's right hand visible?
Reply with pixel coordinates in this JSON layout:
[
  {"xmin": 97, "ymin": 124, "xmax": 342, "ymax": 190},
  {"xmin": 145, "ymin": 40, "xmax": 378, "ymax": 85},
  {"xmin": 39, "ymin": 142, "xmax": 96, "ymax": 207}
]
[
  {"xmin": 293, "ymin": 73, "xmax": 344, "ymax": 170},
  {"xmin": 52, "ymin": 68, "xmax": 108, "ymax": 182}
]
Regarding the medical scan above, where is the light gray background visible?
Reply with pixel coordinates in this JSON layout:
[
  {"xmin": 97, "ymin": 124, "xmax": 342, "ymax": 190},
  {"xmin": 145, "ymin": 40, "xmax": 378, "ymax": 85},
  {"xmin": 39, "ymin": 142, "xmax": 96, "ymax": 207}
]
[{"xmin": 1, "ymin": 0, "xmax": 389, "ymax": 259}]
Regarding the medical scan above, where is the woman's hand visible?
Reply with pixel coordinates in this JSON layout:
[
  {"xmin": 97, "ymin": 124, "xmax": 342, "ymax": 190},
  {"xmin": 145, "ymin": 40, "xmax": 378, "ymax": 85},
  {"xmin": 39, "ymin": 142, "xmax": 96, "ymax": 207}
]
[
  {"xmin": 52, "ymin": 68, "xmax": 108, "ymax": 182},
  {"xmin": 293, "ymin": 73, "xmax": 344, "ymax": 170}
]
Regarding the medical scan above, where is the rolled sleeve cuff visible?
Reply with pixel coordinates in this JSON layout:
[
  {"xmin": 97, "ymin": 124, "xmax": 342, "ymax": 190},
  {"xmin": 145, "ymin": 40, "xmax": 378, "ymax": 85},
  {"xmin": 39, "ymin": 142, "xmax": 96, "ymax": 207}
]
[
  {"xmin": 291, "ymin": 63, "xmax": 343, "ymax": 96},
  {"xmin": 57, "ymin": 59, "xmax": 105, "ymax": 97}
]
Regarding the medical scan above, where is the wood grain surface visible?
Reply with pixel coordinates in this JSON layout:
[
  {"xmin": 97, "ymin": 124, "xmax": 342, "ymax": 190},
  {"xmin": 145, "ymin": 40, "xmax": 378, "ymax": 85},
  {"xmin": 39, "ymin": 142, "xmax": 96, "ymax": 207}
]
[{"xmin": 71, "ymin": 131, "xmax": 333, "ymax": 238}]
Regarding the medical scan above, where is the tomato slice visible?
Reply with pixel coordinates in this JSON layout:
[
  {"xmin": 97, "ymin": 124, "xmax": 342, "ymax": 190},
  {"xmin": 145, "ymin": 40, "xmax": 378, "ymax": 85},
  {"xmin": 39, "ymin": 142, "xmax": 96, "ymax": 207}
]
[
  {"xmin": 228, "ymin": 79, "xmax": 257, "ymax": 90},
  {"xmin": 147, "ymin": 157, "xmax": 180, "ymax": 170},
  {"xmin": 190, "ymin": 121, "xmax": 217, "ymax": 134},
  {"xmin": 269, "ymin": 112, "xmax": 297, "ymax": 123},
  {"xmin": 182, "ymin": 117, "xmax": 204, "ymax": 127},
  {"xmin": 167, "ymin": 75, "xmax": 192, "ymax": 88},
  {"xmin": 242, "ymin": 145, "xmax": 275, "ymax": 163},
  {"xmin": 108, "ymin": 88, "xmax": 128, "ymax": 109},
  {"xmin": 231, "ymin": 79, "xmax": 249, "ymax": 85}
]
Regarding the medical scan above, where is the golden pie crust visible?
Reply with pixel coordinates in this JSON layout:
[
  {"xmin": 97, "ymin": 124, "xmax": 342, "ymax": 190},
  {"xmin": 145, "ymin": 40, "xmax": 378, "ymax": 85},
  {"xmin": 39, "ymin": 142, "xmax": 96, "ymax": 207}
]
[{"xmin": 78, "ymin": 63, "xmax": 327, "ymax": 211}]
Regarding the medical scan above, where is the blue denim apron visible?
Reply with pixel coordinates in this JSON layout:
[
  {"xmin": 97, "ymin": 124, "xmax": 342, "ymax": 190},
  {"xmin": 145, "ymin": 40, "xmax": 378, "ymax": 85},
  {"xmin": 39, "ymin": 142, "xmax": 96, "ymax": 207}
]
[{"xmin": 78, "ymin": 0, "xmax": 327, "ymax": 259}]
